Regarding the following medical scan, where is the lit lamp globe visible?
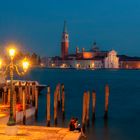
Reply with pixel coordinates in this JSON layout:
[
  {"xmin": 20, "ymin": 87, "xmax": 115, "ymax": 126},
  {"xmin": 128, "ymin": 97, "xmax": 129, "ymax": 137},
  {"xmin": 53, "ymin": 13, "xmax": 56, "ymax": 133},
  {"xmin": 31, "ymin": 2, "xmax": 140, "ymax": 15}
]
[
  {"xmin": 22, "ymin": 59, "xmax": 29, "ymax": 72},
  {"xmin": 9, "ymin": 48, "xmax": 15, "ymax": 58}
]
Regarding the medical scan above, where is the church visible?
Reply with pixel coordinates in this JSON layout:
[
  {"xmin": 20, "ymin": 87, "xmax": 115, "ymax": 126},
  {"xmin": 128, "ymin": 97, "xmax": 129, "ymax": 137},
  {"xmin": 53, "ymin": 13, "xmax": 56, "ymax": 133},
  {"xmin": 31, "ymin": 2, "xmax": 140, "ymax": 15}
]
[{"xmin": 49, "ymin": 21, "xmax": 140, "ymax": 69}]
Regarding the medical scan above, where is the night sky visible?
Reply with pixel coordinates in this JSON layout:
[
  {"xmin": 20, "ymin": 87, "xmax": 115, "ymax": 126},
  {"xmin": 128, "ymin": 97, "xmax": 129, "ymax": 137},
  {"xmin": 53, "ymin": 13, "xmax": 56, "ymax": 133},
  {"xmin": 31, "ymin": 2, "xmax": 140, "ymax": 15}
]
[{"xmin": 0, "ymin": 0, "xmax": 140, "ymax": 57}]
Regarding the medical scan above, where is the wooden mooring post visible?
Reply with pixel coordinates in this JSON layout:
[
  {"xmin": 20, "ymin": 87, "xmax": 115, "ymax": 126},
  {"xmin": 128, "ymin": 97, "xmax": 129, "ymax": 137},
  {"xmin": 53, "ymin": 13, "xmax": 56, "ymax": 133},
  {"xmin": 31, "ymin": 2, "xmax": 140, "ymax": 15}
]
[
  {"xmin": 13, "ymin": 89, "xmax": 16, "ymax": 121},
  {"xmin": 62, "ymin": 87, "xmax": 65, "ymax": 120},
  {"xmin": 57, "ymin": 84, "xmax": 61, "ymax": 107},
  {"xmin": 26, "ymin": 82, "xmax": 30, "ymax": 104},
  {"xmin": 23, "ymin": 90, "xmax": 26, "ymax": 124},
  {"xmin": 92, "ymin": 90, "xmax": 96, "ymax": 121},
  {"xmin": 24, "ymin": 82, "xmax": 27, "ymax": 104},
  {"xmin": 18, "ymin": 81, "xmax": 23, "ymax": 104},
  {"xmin": 54, "ymin": 90, "xmax": 58, "ymax": 125},
  {"xmin": 86, "ymin": 91, "xmax": 90, "ymax": 127},
  {"xmin": 35, "ymin": 87, "xmax": 39, "ymax": 119},
  {"xmin": 61, "ymin": 84, "xmax": 64, "ymax": 103},
  {"xmin": 61, "ymin": 84, "xmax": 64, "ymax": 95},
  {"xmin": 104, "ymin": 84, "xmax": 110, "ymax": 119},
  {"xmin": 32, "ymin": 82, "xmax": 36, "ymax": 106},
  {"xmin": 82, "ymin": 91, "xmax": 87, "ymax": 132},
  {"xmin": 46, "ymin": 86, "xmax": 51, "ymax": 126}
]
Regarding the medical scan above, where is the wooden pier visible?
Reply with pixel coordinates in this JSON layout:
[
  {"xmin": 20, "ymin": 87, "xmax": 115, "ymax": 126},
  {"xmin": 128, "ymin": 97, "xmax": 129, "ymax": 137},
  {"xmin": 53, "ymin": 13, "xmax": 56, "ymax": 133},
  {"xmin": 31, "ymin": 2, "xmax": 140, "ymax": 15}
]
[{"xmin": 0, "ymin": 80, "xmax": 46, "ymax": 125}]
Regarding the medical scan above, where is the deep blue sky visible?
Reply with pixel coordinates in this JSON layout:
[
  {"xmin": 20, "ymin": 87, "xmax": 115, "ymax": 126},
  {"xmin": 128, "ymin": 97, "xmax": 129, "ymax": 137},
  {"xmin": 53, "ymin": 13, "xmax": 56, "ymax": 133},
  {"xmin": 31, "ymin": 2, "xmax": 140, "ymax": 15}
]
[{"xmin": 0, "ymin": 0, "xmax": 140, "ymax": 57}]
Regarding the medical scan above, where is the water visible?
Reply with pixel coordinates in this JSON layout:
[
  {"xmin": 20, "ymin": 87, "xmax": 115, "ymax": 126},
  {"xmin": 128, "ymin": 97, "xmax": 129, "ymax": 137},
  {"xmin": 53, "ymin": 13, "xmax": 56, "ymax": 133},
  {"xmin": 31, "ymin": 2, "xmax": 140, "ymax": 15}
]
[{"xmin": 20, "ymin": 68, "xmax": 140, "ymax": 140}]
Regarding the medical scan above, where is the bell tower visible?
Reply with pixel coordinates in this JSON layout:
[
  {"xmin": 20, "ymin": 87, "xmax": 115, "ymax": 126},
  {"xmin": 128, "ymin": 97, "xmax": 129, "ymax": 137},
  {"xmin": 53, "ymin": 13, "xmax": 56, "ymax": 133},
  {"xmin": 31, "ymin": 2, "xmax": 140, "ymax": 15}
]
[{"xmin": 61, "ymin": 21, "xmax": 69, "ymax": 60}]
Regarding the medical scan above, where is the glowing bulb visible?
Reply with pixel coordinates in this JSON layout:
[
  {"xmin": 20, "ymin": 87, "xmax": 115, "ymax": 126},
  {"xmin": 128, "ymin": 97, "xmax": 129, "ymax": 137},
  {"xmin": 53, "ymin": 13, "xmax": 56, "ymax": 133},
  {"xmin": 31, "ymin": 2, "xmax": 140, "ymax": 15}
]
[
  {"xmin": 22, "ymin": 59, "xmax": 29, "ymax": 72},
  {"xmin": 9, "ymin": 48, "xmax": 15, "ymax": 57}
]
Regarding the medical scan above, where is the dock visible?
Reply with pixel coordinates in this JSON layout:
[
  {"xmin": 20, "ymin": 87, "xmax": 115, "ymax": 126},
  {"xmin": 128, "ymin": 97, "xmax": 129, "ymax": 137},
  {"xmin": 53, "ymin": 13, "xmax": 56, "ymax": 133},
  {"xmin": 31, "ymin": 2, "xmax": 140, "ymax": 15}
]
[
  {"xmin": 0, "ymin": 125, "xmax": 81, "ymax": 140},
  {"xmin": 6, "ymin": 80, "xmax": 47, "ymax": 92},
  {"xmin": 0, "ymin": 81, "xmax": 82, "ymax": 140}
]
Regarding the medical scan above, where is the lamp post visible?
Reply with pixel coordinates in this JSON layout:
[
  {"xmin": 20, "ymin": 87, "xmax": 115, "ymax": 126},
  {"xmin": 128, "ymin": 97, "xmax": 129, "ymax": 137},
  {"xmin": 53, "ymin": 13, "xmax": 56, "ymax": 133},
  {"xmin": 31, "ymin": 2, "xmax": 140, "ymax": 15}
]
[
  {"xmin": 1, "ymin": 47, "xmax": 29, "ymax": 129},
  {"xmin": 7, "ymin": 48, "xmax": 15, "ymax": 126}
]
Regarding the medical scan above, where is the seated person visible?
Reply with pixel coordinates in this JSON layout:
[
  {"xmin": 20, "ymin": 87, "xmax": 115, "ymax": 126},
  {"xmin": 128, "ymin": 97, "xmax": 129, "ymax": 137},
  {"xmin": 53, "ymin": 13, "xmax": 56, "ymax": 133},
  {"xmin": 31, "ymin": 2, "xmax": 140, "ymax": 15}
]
[
  {"xmin": 69, "ymin": 117, "xmax": 86, "ymax": 138},
  {"xmin": 69, "ymin": 117, "xmax": 75, "ymax": 131},
  {"xmin": 74, "ymin": 118, "xmax": 81, "ymax": 132}
]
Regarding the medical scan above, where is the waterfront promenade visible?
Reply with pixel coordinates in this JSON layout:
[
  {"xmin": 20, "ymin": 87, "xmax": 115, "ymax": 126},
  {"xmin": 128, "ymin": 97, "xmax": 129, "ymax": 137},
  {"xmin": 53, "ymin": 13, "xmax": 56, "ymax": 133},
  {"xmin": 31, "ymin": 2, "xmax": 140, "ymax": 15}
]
[{"xmin": 0, "ymin": 125, "xmax": 81, "ymax": 140}]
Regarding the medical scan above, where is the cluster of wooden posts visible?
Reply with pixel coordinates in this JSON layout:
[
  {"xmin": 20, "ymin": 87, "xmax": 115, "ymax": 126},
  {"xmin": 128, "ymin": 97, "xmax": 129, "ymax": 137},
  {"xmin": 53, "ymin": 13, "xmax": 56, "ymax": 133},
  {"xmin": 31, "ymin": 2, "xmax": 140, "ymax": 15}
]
[
  {"xmin": 1, "ymin": 81, "xmax": 39, "ymax": 124},
  {"xmin": 82, "ymin": 84, "xmax": 110, "ymax": 131},
  {"xmin": 46, "ymin": 83, "xmax": 65, "ymax": 126},
  {"xmin": 1, "ymin": 81, "xmax": 109, "ymax": 130}
]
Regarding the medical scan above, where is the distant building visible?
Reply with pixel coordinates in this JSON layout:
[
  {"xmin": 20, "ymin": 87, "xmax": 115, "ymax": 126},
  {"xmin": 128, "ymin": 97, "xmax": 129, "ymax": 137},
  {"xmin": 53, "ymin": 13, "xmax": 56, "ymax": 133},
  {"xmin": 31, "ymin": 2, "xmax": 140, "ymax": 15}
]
[
  {"xmin": 48, "ymin": 21, "xmax": 140, "ymax": 69},
  {"xmin": 119, "ymin": 55, "xmax": 140, "ymax": 69}
]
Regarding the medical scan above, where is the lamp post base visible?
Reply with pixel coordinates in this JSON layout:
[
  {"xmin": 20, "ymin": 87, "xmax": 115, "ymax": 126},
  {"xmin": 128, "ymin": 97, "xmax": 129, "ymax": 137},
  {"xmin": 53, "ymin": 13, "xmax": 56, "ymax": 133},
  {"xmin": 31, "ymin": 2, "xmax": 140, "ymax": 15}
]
[
  {"xmin": 5, "ymin": 125, "xmax": 18, "ymax": 136},
  {"xmin": 7, "ymin": 117, "xmax": 16, "ymax": 126}
]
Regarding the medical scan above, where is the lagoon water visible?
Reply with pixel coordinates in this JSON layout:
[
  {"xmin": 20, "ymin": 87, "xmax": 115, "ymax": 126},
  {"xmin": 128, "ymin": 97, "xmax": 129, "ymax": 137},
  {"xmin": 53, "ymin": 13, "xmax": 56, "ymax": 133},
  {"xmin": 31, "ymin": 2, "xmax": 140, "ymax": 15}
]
[{"xmin": 20, "ymin": 68, "xmax": 140, "ymax": 140}]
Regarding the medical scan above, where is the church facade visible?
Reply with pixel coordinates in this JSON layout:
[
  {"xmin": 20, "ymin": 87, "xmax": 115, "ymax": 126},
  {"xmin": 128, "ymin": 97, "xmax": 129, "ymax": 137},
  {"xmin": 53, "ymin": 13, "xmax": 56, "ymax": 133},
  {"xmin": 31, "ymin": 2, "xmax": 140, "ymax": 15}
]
[{"xmin": 48, "ymin": 22, "xmax": 140, "ymax": 69}]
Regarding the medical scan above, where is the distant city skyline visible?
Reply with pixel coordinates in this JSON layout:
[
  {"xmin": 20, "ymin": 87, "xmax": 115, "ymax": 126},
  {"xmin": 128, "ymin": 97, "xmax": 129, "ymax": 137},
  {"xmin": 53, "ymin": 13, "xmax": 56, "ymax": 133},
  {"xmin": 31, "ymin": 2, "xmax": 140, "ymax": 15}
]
[{"xmin": 0, "ymin": 0, "xmax": 140, "ymax": 57}]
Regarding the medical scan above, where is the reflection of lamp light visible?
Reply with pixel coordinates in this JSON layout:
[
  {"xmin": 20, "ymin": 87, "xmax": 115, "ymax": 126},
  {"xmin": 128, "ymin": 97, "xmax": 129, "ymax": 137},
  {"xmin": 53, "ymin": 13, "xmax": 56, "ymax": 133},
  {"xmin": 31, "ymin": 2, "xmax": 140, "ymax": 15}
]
[
  {"xmin": 40, "ymin": 63, "xmax": 44, "ymax": 67},
  {"xmin": 52, "ymin": 63, "xmax": 55, "ymax": 67},
  {"xmin": 62, "ymin": 63, "xmax": 66, "ymax": 68},
  {"xmin": 76, "ymin": 64, "xmax": 80, "ymax": 68},
  {"xmin": 91, "ymin": 63, "xmax": 94, "ymax": 68}
]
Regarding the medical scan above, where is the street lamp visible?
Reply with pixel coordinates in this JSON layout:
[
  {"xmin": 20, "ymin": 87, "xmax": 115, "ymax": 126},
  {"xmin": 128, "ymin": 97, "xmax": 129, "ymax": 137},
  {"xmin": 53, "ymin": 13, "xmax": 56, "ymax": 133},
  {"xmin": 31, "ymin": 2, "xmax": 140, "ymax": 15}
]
[{"xmin": 1, "ymin": 47, "xmax": 29, "ymax": 129}]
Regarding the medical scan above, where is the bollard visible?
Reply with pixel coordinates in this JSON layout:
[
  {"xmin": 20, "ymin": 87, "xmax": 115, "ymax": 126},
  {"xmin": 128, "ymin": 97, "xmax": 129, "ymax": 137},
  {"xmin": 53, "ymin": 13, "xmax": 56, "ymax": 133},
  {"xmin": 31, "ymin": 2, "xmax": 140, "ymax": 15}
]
[
  {"xmin": 62, "ymin": 88, "xmax": 65, "ymax": 120},
  {"xmin": 104, "ymin": 84, "xmax": 110, "ymax": 119},
  {"xmin": 23, "ymin": 90, "xmax": 26, "ymax": 124},
  {"xmin": 46, "ymin": 86, "xmax": 51, "ymax": 126},
  {"xmin": 35, "ymin": 87, "xmax": 38, "ymax": 119},
  {"xmin": 92, "ymin": 90, "xmax": 96, "ymax": 121},
  {"xmin": 86, "ymin": 91, "xmax": 90, "ymax": 127},
  {"xmin": 54, "ymin": 90, "xmax": 58, "ymax": 125},
  {"xmin": 82, "ymin": 91, "xmax": 87, "ymax": 132}
]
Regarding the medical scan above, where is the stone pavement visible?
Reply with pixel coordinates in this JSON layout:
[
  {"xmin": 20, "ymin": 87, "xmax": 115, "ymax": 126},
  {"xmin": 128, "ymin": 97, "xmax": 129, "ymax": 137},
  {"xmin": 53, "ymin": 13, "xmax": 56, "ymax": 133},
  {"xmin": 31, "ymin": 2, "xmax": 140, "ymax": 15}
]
[{"xmin": 0, "ymin": 125, "xmax": 81, "ymax": 140}]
